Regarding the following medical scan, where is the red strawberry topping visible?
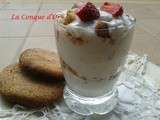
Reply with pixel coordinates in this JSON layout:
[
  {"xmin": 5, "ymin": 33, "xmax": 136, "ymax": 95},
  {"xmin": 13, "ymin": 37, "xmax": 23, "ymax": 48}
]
[
  {"xmin": 76, "ymin": 2, "xmax": 100, "ymax": 22},
  {"xmin": 100, "ymin": 2, "xmax": 123, "ymax": 17}
]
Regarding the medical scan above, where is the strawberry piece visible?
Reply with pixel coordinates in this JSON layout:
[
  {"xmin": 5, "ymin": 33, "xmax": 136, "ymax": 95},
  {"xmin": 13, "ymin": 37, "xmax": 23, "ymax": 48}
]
[
  {"xmin": 100, "ymin": 2, "xmax": 123, "ymax": 17},
  {"xmin": 76, "ymin": 2, "xmax": 100, "ymax": 22}
]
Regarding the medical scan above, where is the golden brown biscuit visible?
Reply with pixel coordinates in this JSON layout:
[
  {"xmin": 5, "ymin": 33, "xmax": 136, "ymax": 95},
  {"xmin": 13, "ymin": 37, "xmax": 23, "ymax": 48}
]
[
  {"xmin": 19, "ymin": 48, "xmax": 64, "ymax": 81},
  {"xmin": 0, "ymin": 64, "xmax": 64, "ymax": 108}
]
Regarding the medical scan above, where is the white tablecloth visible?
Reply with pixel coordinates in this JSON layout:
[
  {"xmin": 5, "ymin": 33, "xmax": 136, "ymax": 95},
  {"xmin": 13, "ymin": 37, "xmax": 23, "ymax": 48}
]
[{"xmin": 0, "ymin": 53, "xmax": 160, "ymax": 120}]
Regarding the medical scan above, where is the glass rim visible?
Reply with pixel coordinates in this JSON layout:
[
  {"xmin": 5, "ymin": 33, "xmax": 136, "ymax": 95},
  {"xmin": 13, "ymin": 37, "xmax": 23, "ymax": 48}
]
[{"xmin": 54, "ymin": 12, "xmax": 136, "ymax": 30}]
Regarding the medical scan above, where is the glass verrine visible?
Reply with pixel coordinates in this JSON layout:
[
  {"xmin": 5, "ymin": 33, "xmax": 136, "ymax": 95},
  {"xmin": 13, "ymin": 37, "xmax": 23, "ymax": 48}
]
[{"xmin": 54, "ymin": 13, "xmax": 136, "ymax": 115}]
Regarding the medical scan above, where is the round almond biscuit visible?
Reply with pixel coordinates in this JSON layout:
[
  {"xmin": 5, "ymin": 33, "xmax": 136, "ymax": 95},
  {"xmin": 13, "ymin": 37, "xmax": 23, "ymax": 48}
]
[
  {"xmin": 19, "ymin": 48, "xmax": 64, "ymax": 81},
  {"xmin": 0, "ymin": 64, "xmax": 64, "ymax": 108}
]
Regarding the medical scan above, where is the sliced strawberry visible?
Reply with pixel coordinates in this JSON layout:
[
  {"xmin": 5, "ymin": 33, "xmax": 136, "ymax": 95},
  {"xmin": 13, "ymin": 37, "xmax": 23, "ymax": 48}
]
[
  {"xmin": 100, "ymin": 2, "xmax": 123, "ymax": 18},
  {"xmin": 76, "ymin": 2, "xmax": 100, "ymax": 22}
]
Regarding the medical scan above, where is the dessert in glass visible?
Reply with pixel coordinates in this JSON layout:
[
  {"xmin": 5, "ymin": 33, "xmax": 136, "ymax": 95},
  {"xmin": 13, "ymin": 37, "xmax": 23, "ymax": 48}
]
[{"xmin": 54, "ymin": 1, "xmax": 136, "ymax": 115}]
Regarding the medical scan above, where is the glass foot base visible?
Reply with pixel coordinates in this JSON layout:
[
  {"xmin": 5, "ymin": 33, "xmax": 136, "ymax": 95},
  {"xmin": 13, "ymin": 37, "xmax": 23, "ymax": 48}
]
[{"xmin": 64, "ymin": 86, "xmax": 118, "ymax": 115}]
